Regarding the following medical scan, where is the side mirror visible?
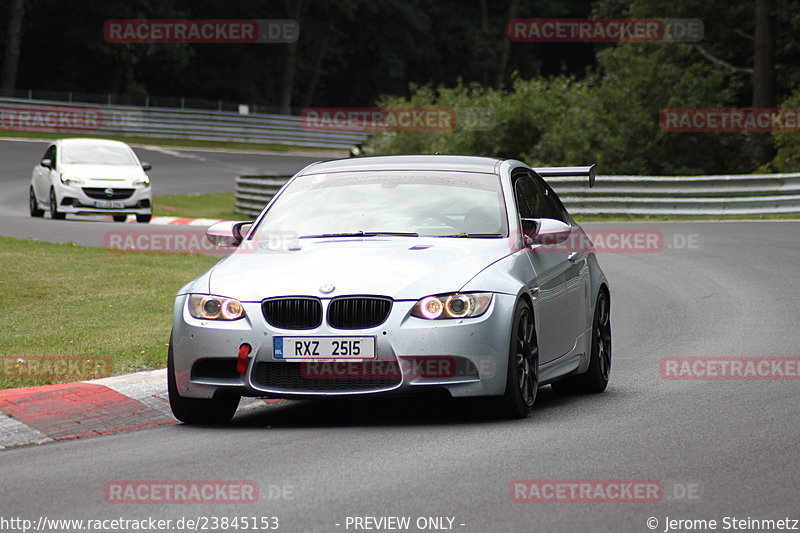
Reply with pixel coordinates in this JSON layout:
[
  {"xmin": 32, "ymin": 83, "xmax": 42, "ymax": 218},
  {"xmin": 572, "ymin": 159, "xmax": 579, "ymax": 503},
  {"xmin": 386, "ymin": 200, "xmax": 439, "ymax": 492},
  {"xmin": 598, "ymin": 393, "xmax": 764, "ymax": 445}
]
[
  {"xmin": 141, "ymin": 162, "xmax": 152, "ymax": 171},
  {"xmin": 522, "ymin": 218, "xmax": 572, "ymax": 246},
  {"xmin": 40, "ymin": 159, "xmax": 53, "ymax": 169},
  {"xmin": 206, "ymin": 221, "xmax": 252, "ymax": 247}
]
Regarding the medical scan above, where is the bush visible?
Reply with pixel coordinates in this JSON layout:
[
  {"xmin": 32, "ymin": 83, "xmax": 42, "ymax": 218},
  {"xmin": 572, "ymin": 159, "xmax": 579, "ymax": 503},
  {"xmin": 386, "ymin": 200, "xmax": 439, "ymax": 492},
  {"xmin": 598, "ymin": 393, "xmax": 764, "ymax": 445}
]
[
  {"xmin": 770, "ymin": 89, "xmax": 800, "ymax": 172},
  {"xmin": 366, "ymin": 44, "xmax": 755, "ymax": 175}
]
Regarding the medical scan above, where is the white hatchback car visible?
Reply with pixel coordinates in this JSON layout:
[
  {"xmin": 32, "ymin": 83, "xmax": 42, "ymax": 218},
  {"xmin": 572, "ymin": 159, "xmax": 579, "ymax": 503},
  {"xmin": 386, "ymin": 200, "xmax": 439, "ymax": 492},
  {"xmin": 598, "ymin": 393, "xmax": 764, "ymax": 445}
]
[{"xmin": 29, "ymin": 138, "xmax": 153, "ymax": 223}]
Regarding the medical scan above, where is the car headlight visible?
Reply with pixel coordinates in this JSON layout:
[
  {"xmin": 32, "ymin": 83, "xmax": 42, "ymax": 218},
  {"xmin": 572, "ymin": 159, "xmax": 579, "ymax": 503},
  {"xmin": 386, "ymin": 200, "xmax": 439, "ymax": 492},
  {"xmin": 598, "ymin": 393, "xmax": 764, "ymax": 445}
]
[
  {"xmin": 133, "ymin": 176, "xmax": 150, "ymax": 187},
  {"xmin": 411, "ymin": 292, "xmax": 493, "ymax": 320},
  {"xmin": 188, "ymin": 294, "xmax": 246, "ymax": 320},
  {"xmin": 60, "ymin": 175, "xmax": 83, "ymax": 186}
]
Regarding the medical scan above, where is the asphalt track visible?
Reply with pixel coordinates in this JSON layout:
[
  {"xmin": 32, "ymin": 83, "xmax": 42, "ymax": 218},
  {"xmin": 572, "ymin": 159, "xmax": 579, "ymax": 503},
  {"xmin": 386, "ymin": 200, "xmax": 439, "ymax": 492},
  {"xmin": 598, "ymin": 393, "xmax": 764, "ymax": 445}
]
[
  {"xmin": 1, "ymin": 138, "xmax": 799, "ymax": 532},
  {"xmin": 0, "ymin": 138, "xmax": 325, "ymax": 245}
]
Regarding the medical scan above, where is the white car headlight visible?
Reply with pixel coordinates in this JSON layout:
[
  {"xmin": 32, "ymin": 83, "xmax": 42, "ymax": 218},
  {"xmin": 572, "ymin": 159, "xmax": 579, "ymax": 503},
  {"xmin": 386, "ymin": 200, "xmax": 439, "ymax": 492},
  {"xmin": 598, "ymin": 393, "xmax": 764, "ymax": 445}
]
[
  {"xmin": 133, "ymin": 176, "xmax": 150, "ymax": 187},
  {"xmin": 60, "ymin": 175, "xmax": 83, "ymax": 186},
  {"xmin": 188, "ymin": 294, "xmax": 246, "ymax": 320},
  {"xmin": 411, "ymin": 292, "xmax": 493, "ymax": 320}
]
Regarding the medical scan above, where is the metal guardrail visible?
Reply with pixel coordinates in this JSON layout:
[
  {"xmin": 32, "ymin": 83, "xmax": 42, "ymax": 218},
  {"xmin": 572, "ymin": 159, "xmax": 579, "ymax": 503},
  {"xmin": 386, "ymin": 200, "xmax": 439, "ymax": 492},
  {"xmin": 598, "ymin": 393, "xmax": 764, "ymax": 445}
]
[
  {"xmin": 235, "ymin": 175, "xmax": 293, "ymax": 216},
  {"xmin": 235, "ymin": 171, "xmax": 800, "ymax": 218},
  {"xmin": 0, "ymin": 97, "xmax": 369, "ymax": 149},
  {"xmin": 547, "ymin": 172, "xmax": 800, "ymax": 216}
]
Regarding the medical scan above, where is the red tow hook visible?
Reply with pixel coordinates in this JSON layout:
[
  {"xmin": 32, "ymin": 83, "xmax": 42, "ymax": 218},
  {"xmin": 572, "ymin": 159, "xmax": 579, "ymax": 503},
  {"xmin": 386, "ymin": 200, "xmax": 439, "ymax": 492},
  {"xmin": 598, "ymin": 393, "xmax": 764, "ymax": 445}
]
[{"xmin": 236, "ymin": 344, "xmax": 252, "ymax": 374}]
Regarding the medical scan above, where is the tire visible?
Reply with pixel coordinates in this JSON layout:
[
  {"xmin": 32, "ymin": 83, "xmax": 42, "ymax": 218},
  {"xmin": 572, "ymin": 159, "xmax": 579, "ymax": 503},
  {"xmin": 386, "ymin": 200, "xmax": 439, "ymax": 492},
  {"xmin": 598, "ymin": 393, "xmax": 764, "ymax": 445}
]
[
  {"xmin": 30, "ymin": 187, "xmax": 44, "ymax": 217},
  {"xmin": 49, "ymin": 188, "xmax": 65, "ymax": 220},
  {"xmin": 136, "ymin": 214, "xmax": 152, "ymax": 223},
  {"xmin": 552, "ymin": 290, "xmax": 611, "ymax": 394},
  {"xmin": 113, "ymin": 215, "xmax": 127, "ymax": 222},
  {"xmin": 497, "ymin": 299, "xmax": 538, "ymax": 418},
  {"xmin": 167, "ymin": 336, "xmax": 240, "ymax": 424}
]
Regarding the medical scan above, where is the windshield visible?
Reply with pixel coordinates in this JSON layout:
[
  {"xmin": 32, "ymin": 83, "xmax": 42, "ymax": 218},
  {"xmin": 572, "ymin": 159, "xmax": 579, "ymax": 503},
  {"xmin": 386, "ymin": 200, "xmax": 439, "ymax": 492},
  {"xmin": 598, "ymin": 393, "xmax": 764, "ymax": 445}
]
[
  {"xmin": 61, "ymin": 144, "xmax": 138, "ymax": 165},
  {"xmin": 253, "ymin": 171, "xmax": 508, "ymax": 239}
]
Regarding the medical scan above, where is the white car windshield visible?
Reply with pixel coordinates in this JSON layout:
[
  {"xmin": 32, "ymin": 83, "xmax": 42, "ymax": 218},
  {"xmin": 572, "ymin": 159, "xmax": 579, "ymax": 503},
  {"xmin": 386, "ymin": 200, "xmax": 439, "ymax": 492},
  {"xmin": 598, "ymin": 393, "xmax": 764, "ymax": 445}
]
[
  {"xmin": 253, "ymin": 171, "xmax": 508, "ymax": 239},
  {"xmin": 61, "ymin": 144, "xmax": 138, "ymax": 165}
]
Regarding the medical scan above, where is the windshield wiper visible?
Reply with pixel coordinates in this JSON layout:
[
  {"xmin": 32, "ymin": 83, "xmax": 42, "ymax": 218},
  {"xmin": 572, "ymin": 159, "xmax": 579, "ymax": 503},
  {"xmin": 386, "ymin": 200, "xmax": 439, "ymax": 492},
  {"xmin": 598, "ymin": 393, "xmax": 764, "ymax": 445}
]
[
  {"xmin": 435, "ymin": 233, "xmax": 504, "ymax": 238},
  {"xmin": 299, "ymin": 231, "xmax": 419, "ymax": 239}
]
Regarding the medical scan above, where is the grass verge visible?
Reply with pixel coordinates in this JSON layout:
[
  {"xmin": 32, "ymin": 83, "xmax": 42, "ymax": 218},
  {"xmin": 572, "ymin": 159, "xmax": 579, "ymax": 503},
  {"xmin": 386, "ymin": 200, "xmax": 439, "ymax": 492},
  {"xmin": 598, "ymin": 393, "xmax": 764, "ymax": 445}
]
[
  {"xmin": 0, "ymin": 236, "xmax": 219, "ymax": 389},
  {"xmin": 153, "ymin": 192, "xmax": 248, "ymax": 221}
]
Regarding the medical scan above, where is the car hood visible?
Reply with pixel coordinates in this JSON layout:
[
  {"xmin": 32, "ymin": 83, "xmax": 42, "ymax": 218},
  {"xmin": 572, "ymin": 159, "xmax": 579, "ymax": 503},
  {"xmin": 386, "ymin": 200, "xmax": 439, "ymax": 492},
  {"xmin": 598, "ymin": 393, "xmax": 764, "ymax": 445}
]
[
  {"xmin": 60, "ymin": 164, "xmax": 146, "ymax": 184},
  {"xmin": 207, "ymin": 237, "xmax": 512, "ymax": 301}
]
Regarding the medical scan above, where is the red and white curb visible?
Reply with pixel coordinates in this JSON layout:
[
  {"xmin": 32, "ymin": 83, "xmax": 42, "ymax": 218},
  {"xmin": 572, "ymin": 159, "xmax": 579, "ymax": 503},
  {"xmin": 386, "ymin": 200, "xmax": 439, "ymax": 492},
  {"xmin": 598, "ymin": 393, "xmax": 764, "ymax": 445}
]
[
  {"xmin": 0, "ymin": 370, "xmax": 279, "ymax": 450},
  {"xmin": 123, "ymin": 216, "xmax": 226, "ymax": 226}
]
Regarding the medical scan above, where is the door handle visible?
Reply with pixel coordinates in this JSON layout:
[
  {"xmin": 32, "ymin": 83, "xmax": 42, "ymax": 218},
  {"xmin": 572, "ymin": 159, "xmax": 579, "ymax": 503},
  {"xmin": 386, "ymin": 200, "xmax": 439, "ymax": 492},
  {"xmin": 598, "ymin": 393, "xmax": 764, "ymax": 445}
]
[{"xmin": 567, "ymin": 252, "xmax": 579, "ymax": 262}]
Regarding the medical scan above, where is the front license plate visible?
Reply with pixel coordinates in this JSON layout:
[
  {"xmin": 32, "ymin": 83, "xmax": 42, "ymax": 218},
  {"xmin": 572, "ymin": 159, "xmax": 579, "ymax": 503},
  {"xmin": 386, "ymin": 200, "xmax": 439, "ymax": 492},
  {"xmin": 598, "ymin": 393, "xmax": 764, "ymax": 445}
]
[
  {"xmin": 93, "ymin": 200, "xmax": 125, "ymax": 209},
  {"xmin": 274, "ymin": 337, "xmax": 376, "ymax": 360}
]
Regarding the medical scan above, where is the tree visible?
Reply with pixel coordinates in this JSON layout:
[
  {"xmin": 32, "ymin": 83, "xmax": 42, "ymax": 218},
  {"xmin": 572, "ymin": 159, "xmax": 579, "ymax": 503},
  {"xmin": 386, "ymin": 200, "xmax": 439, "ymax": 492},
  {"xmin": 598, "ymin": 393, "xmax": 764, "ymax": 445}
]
[
  {"xmin": 752, "ymin": 0, "xmax": 777, "ymax": 163},
  {"xmin": 278, "ymin": 0, "xmax": 311, "ymax": 113},
  {"xmin": 0, "ymin": 0, "xmax": 25, "ymax": 92}
]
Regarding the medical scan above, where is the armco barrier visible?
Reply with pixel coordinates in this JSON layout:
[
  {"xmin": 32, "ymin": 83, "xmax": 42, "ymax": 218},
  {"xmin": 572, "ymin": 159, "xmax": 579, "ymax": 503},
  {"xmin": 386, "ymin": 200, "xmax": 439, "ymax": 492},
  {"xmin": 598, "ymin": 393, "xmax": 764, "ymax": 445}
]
[
  {"xmin": 547, "ymin": 172, "xmax": 800, "ymax": 216},
  {"xmin": 0, "ymin": 97, "xmax": 368, "ymax": 149},
  {"xmin": 235, "ymin": 175, "xmax": 292, "ymax": 216},
  {"xmin": 234, "ymin": 171, "xmax": 800, "ymax": 218}
]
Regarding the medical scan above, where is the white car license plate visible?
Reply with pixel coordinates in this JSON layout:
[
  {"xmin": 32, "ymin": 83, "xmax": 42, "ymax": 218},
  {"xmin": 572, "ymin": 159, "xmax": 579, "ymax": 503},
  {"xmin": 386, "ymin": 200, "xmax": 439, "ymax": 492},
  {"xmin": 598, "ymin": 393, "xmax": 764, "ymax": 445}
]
[
  {"xmin": 93, "ymin": 200, "xmax": 125, "ymax": 209},
  {"xmin": 274, "ymin": 336, "xmax": 375, "ymax": 360}
]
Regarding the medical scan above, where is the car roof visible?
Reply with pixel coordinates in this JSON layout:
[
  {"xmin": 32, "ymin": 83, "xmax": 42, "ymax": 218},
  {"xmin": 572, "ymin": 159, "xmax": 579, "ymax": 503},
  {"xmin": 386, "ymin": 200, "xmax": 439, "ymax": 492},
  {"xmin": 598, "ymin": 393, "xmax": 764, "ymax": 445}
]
[
  {"xmin": 57, "ymin": 138, "xmax": 132, "ymax": 149},
  {"xmin": 298, "ymin": 155, "xmax": 503, "ymax": 175}
]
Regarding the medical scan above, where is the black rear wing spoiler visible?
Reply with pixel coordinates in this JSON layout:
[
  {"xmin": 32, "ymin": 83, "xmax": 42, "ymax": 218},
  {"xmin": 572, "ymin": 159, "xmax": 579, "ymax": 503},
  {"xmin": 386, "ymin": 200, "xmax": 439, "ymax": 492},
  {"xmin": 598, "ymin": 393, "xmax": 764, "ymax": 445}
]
[{"xmin": 533, "ymin": 164, "xmax": 596, "ymax": 188}]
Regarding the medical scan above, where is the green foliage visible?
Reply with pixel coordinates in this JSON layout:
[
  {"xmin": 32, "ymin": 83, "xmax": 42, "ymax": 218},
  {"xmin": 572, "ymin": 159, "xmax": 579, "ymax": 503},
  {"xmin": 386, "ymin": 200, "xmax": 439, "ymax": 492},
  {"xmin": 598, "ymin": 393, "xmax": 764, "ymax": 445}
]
[
  {"xmin": 5, "ymin": 0, "xmax": 800, "ymax": 173},
  {"xmin": 0, "ymin": 237, "xmax": 218, "ymax": 388},
  {"xmin": 367, "ymin": 44, "xmax": 756, "ymax": 175},
  {"xmin": 543, "ymin": 43, "xmax": 751, "ymax": 175},
  {"xmin": 771, "ymin": 89, "xmax": 800, "ymax": 172},
  {"xmin": 154, "ymin": 193, "xmax": 243, "ymax": 221}
]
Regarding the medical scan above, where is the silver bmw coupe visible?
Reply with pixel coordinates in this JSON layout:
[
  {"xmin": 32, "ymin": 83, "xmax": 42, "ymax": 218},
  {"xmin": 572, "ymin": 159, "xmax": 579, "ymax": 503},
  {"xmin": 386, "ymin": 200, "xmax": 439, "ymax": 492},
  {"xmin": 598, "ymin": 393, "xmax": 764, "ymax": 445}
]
[{"xmin": 168, "ymin": 155, "xmax": 610, "ymax": 423}]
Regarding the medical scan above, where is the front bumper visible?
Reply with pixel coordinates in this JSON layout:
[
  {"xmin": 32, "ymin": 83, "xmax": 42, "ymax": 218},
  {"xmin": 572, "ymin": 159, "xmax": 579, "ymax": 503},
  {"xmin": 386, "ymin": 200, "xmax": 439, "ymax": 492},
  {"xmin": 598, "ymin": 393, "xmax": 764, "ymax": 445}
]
[
  {"xmin": 171, "ymin": 293, "xmax": 517, "ymax": 400},
  {"xmin": 55, "ymin": 182, "xmax": 152, "ymax": 215}
]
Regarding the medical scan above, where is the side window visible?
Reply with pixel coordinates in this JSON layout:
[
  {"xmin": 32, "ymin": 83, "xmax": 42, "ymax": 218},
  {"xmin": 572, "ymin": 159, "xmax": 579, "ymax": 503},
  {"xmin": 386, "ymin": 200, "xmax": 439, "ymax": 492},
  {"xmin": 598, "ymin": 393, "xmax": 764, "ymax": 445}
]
[
  {"xmin": 513, "ymin": 174, "xmax": 540, "ymax": 219},
  {"xmin": 513, "ymin": 171, "xmax": 567, "ymax": 223},
  {"xmin": 43, "ymin": 145, "xmax": 56, "ymax": 168},
  {"xmin": 529, "ymin": 171, "xmax": 567, "ymax": 222}
]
